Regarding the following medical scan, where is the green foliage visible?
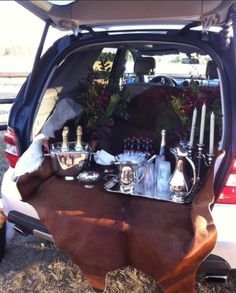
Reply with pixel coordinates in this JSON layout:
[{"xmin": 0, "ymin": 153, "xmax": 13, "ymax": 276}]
[
  {"xmin": 75, "ymin": 71, "xmax": 134, "ymax": 129},
  {"xmin": 169, "ymin": 82, "xmax": 222, "ymax": 140},
  {"xmin": 105, "ymin": 94, "xmax": 121, "ymax": 118},
  {"xmin": 98, "ymin": 52, "xmax": 116, "ymax": 63}
]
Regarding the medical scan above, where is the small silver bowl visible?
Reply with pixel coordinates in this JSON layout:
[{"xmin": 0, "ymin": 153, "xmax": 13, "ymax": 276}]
[{"xmin": 77, "ymin": 171, "xmax": 100, "ymax": 188}]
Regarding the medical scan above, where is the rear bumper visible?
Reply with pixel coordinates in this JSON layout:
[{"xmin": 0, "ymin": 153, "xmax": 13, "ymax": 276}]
[
  {"xmin": 211, "ymin": 203, "xmax": 236, "ymax": 269},
  {"xmin": 7, "ymin": 210, "xmax": 53, "ymax": 242},
  {"xmin": 1, "ymin": 168, "xmax": 53, "ymax": 242},
  {"xmin": 198, "ymin": 254, "xmax": 231, "ymax": 274}
]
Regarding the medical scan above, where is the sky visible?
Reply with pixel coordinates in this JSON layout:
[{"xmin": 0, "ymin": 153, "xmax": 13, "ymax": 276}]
[{"xmin": 0, "ymin": 1, "xmax": 65, "ymax": 49}]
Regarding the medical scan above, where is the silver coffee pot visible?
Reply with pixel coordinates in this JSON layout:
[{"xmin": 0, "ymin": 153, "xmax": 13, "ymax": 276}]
[{"xmin": 169, "ymin": 146, "xmax": 196, "ymax": 203}]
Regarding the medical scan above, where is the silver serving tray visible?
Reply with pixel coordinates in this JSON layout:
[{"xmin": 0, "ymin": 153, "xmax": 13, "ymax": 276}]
[{"xmin": 104, "ymin": 178, "xmax": 173, "ymax": 202}]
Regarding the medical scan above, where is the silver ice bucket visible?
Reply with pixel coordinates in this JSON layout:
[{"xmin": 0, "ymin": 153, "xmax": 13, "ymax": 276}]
[{"xmin": 49, "ymin": 142, "xmax": 91, "ymax": 177}]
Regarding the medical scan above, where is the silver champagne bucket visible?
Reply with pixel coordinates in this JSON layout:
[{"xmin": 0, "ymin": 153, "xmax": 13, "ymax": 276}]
[{"xmin": 49, "ymin": 142, "xmax": 91, "ymax": 177}]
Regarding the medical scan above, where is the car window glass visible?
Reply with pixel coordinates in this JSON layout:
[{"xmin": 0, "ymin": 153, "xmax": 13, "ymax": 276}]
[
  {"xmin": 93, "ymin": 48, "xmax": 117, "ymax": 84},
  {"xmin": 123, "ymin": 51, "xmax": 135, "ymax": 84},
  {"xmin": 32, "ymin": 42, "xmax": 221, "ymax": 148},
  {"xmin": 152, "ymin": 53, "xmax": 212, "ymax": 79}
]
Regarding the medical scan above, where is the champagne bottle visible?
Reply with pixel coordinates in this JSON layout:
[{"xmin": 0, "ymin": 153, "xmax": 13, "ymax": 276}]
[
  {"xmin": 154, "ymin": 129, "xmax": 166, "ymax": 172},
  {"xmin": 154, "ymin": 129, "xmax": 171, "ymax": 199},
  {"xmin": 61, "ymin": 126, "xmax": 69, "ymax": 151},
  {"xmin": 159, "ymin": 129, "xmax": 166, "ymax": 158},
  {"xmin": 75, "ymin": 125, "xmax": 83, "ymax": 151}
]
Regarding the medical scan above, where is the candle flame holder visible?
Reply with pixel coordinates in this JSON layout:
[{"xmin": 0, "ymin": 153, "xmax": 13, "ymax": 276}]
[{"xmin": 180, "ymin": 143, "xmax": 214, "ymax": 203}]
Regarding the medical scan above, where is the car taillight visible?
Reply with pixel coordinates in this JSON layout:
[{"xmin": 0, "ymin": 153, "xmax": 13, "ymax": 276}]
[
  {"xmin": 4, "ymin": 128, "xmax": 20, "ymax": 168},
  {"xmin": 216, "ymin": 158, "xmax": 236, "ymax": 204}
]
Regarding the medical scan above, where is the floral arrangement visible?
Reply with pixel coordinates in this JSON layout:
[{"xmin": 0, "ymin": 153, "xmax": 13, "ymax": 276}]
[
  {"xmin": 158, "ymin": 81, "xmax": 222, "ymax": 140},
  {"xmin": 75, "ymin": 70, "xmax": 134, "ymax": 130}
]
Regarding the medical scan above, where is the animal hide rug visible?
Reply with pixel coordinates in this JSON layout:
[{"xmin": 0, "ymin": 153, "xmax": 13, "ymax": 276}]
[{"xmin": 17, "ymin": 157, "xmax": 218, "ymax": 292}]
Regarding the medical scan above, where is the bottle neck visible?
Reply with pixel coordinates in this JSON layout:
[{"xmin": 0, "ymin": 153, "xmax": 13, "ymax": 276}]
[
  {"xmin": 159, "ymin": 147, "xmax": 165, "ymax": 156},
  {"xmin": 159, "ymin": 130, "xmax": 166, "ymax": 156}
]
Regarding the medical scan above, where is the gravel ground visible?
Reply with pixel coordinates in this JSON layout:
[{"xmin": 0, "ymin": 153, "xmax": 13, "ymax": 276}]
[{"xmin": 1, "ymin": 232, "xmax": 236, "ymax": 293}]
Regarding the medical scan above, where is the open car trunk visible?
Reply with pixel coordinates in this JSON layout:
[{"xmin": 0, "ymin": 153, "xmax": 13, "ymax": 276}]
[
  {"xmin": 17, "ymin": 154, "xmax": 218, "ymax": 292},
  {"xmin": 14, "ymin": 34, "xmax": 223, "ymax": 292}
]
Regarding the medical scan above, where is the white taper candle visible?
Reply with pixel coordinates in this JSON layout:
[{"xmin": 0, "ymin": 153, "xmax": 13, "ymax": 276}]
[
  {"xmin": 189, "ymin": 107, "xmax": 197, "ymax": 148},
  {"xmin": 199, "ymin": 103, "xmax": 206, "ymax": 145},
  {"xmin": 209, "ymin": 112, "xmax": 215, "ymax": 155}
]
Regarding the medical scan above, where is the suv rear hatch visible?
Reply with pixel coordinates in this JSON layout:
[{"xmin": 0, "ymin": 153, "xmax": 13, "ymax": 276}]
[
  {"xmin": 17, "ymin": 0, "xmax": 234, "ymax": 30},
  {"xmin": 4, "ymin": 0, "xmax": 236, "ymax": 291}
]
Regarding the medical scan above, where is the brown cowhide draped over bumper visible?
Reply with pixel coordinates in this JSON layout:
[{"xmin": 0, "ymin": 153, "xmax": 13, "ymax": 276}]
[{"xmin": 17, "ymin": 157, "xmax": 217, "ymax": 292}]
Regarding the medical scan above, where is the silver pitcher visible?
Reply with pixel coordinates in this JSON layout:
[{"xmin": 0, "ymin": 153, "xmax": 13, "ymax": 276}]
[
  {"xmin": 115, "ymin": 160, "xmax": 147, "ymax": 194},
  {"xmin": 169, "ymin": 146, "xmax": 196, "ymax": 203}
]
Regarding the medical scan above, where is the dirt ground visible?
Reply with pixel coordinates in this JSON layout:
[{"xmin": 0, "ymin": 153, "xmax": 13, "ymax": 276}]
[{"xmin": 0, "ymin": 232, "xmax": 236, "ymax": 293}]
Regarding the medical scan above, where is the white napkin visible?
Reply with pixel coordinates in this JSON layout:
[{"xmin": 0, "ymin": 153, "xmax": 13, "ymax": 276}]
[{"xmin": 94, "ymin": 150, "xmax": 115, "ymax": 165}]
